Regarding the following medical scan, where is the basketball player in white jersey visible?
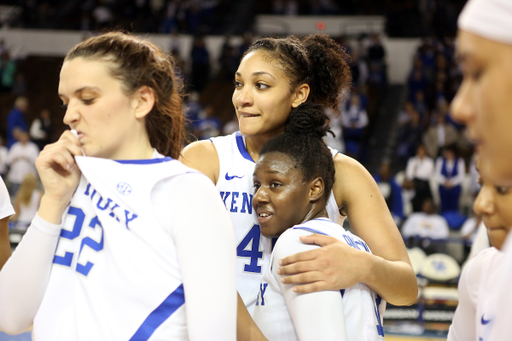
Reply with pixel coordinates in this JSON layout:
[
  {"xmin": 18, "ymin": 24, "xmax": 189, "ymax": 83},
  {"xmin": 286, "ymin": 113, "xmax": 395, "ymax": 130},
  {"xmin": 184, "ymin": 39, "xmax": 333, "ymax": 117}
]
[
  {"xmin": 448, "ymin": 158, "xmax": 511, "ymax": 340},
  {"xmin": 251, "ymin": 103, "xmax": 385, "ymax": 341},
  {"xmin": 0, "ymin": 32, "xmax": 236, "ymax": 340},
  {"xmin": 450, "ymin": 0, "xmax": 512, "ymax": 338},
  {"xmin": 181, "ymin": 34, "xmax": 416, "ymax": 339}
]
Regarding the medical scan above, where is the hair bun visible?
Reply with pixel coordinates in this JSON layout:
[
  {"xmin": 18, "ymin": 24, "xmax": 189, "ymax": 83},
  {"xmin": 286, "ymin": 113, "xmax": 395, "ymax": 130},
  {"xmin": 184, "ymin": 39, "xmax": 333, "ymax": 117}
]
[{"xmin": 285, "ymin": 103, "xmax": 333, "ymax": 139}]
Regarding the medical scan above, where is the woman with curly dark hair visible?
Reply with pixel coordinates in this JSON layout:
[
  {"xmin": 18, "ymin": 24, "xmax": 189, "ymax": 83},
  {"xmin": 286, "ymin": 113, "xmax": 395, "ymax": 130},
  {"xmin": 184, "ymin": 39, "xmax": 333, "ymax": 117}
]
[{"xmin": 181, "ymin": 34, "xmax": 416, "ymax": 340}]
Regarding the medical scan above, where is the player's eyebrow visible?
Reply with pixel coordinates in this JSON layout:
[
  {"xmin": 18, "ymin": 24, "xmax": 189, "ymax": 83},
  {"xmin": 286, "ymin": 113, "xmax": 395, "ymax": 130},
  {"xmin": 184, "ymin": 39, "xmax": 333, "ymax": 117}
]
[
  {"xmin": 266, "ymin": 169, "xmax": 285, "ymax": 175},
  {"xmin": 59, "ymin": 86, "xmax": 101, "ymax": 99},
  {"xmin": 235, "ymin": 71, "xmax": 276, "ymax": 80}
]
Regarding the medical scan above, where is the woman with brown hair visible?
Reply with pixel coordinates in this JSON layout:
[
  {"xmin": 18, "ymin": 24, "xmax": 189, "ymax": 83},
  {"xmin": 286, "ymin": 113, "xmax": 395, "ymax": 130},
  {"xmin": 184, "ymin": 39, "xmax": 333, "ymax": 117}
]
[{"xmin": 0, "ymin": 32, "xmax": 236, "ymax": 340}]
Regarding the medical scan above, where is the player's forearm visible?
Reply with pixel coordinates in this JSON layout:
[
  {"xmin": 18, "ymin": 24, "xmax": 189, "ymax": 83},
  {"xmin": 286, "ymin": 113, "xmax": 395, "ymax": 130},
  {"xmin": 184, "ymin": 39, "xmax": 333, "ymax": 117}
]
[
  {"xmin": 237, "ymin": 293, "xmax": 268, "ymax": 341},
  {"xmin": 0, "ymin": 218, "xmax": 11, "ymax": 271},
  {"xmin": 0, "ymin": 214, "xmax": 61, "ymax": 334},
  {"xmin": 362, "ymin": 253, "xmax": 418, "ymax": 306}
]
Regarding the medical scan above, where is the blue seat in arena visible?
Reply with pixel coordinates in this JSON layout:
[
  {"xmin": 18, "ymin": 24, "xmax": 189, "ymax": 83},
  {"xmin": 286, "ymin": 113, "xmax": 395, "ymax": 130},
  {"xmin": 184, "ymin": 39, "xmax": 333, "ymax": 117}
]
[{"xmin": 441, "ymin": 210, "xmax": 467, "ymax": 230}]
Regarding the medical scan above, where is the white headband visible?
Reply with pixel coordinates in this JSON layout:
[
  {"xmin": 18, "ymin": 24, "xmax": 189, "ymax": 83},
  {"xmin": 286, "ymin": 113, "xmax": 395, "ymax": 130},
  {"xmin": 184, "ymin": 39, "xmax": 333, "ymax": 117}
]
[{"xmin": 458, "ymin": 0, "xmax": 512, "ymax": 45}]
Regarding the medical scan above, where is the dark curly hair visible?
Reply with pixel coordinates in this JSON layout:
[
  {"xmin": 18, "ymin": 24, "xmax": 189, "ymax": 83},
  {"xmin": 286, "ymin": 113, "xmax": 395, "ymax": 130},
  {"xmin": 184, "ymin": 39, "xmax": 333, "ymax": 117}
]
[
  {"xmin": 260, "ymin": 103, "xmax": 335, "ymax": 201},
  {"xmin": 65, "ymin": 31, "xmax": 185, "ymax": 159},
  {"xmin": 244, "ymin": 34, "xmax": 352, "ymax": 112}
]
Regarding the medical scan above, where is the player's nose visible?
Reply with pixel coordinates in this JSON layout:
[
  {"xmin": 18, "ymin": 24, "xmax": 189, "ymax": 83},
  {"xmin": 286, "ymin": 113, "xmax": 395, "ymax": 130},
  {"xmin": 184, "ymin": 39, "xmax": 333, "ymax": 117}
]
[{"xmin": 473, "ymin": 185, "xmax": 495, "ymax": 216}]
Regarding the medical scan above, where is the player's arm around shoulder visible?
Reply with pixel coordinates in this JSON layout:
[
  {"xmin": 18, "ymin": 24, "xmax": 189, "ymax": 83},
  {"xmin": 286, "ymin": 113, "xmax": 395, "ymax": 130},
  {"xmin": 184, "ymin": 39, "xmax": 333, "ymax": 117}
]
[
  {"xmin": 274, "ymin": 228, "xmax": 348, "ymax": 341},
  {"xmin": 180, "ymin": 140, "xmax": 219, "ymax": 184},
  {"xmin": 332, "ymin": 153, "xmax": 417, "ymax": 305}
]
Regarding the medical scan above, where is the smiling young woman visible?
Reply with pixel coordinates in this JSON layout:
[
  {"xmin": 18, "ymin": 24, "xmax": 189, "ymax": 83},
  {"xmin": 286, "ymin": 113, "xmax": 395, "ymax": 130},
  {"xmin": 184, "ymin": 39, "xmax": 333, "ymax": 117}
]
[{"xmin": 249, "ymin": 103, "xmax": 385, "ymax": 341}]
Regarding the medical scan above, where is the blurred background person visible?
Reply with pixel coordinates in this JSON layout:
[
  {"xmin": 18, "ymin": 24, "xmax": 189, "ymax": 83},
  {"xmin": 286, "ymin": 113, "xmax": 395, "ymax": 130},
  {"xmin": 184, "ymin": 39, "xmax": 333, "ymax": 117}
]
[
  {"xmin": 29, "ymin": 108, "xmax": 52, "ymax": 151},
  {"xmin": 11, "ymin": 173, "xmax": 41, "ymax": 230},
  {"xmin": 6, "ymin": 129, "xmax": 39, "ymax": 197},
  {"xmin": 6, "ymin": 97, "xmax": 29, "ymax": 149}
]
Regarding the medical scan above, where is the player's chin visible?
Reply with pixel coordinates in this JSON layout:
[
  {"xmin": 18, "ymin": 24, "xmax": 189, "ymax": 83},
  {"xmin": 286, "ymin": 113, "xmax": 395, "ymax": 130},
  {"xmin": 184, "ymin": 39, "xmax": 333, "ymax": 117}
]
[
  {"xmin": 260, "ymin": 224, "xmax": 280, "ymax": 238},
  {"xmin": 488, "ymin": 228, "xmax": 507, "ymax": 250}
]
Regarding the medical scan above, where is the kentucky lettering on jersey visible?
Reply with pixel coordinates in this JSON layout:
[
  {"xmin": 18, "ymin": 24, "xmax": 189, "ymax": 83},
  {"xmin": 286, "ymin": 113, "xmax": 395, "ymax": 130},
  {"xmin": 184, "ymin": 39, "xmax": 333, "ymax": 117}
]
[
  {"xmin": 220, "ymin": 191, "xmax": 253, "ymax": 214},
  {"xmin": 34, "ymin": 155, "xmax": 192, "ymax": 341},
  {"xmin": 83, "ymin": 183, "xmax": 138, "ymax": 229},
  {"xmin": 211, "ymin": 131, "xmax": 342, "ymax": 314}
]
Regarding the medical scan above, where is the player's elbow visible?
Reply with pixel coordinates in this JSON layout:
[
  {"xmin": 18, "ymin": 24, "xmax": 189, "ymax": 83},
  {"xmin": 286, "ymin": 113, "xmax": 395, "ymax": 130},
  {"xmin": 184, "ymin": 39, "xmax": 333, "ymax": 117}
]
[{"xmin": 0, "ymin": 318, "xmax": 32, "ymax": 336}]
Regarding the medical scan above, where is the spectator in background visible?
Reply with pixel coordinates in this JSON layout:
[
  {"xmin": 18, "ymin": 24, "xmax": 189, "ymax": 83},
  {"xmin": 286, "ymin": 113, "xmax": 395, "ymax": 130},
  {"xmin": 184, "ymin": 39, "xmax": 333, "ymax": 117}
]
[
  {"xmin": 341, "ymin": 93, "xmax": 368, "ymax": 159},
  {"xmin": 349, "ymin": 51, "xmax": 368, "ymax": 89},
  {"xmin": 12, "ymin": 173, "xmax": 41, "ymax": 230},
  {"xmin": 397, "ymin": 107, "xmax": 423, "ymax": 167},
  {"xmin": 367, "ymin": 34, "xmax": 386, "ymax": 69},
  {"xmin": 194, "ymin": 103, "xmax": 222, "ymax": 140},
  {"xmin": 282, "ymin": 0, "xmax": 299, "ymax": 16},
  {"xmin": 11, "ymin": 73, "xmax": 27, "ymax": 97},
  {"xmin": 0, "ymin": 136, "xmax": 7, "ymax": 179},
  {"xmin": 237, "ymin": 32, "xmax": 253, "ymax": 59},
  {"xmin": 416, "ymin": 38, "xmax": 436, "ymax": 79},
  {"xmin": 396, "ymin": 101, "xmax": 416, "ymax": 127},
  {"xmin": 92, "ymin": 3, "xmax": 113, "ymax": 31},
  {"xmin": 272, "ymin": 0, "xmax": 285, "ymax": 14},
  {"xmin": 190, "ymin": 35, "xmax": 210, "ymax": 92},
  {"xmin": 435, "ymin": 144, "xmax": 465, "ymax": 213},
  {"xmin": 218, "ymin": 35, "xmax": 239, "ymax": 81},
  {"xmin": 408, "ymin": 58, "xmax": 428, "ymax": 102},
  {"xmin": 184, "ymin": 91, "xmax": 202, "ymax": 124},
  {"xmin": 30, "ymin": 108, "xmax": 53, "ymax": 151},
  {"xmin": 222, "ymin": 115, "xmax": 239, "ymax": 136},
  {"xmin": 374, "ymin": 162, "xmax": 404, "ymax": 225},
  {"xmin": 403, "ymin": 144, "xmax": 435, "ymax": 213},
  {"xmin": 412, "ymin": 90, "xmax": 428, "ymax": 125},
  {"xmin": 423, "ymin": 111, "xmax": 458, "ymax": 158},
  {"xmin": 0, "ymin": 51, "xmax": 16, "ymax": 94},
  {"xmin": 6, "ymin": 96, "xmax": 29, "ymax": 149},
  {"xmin": 401, "ymin": 197, "xmax": 450, "ymax": 254},
  {"xmin": 6, "ymin": 129, "xmax": 38, "ymax": 196}
]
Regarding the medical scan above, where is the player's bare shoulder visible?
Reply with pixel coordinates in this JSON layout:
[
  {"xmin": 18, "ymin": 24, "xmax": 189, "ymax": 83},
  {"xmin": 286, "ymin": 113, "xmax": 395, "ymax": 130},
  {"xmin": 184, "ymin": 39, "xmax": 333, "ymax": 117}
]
[
  {"xmin": 180, "ymin": 140, "xmax": 220, "ymax": 184},
  {"xmin": 332, "ymin": 152, "xmax": 380, "ymax": 206}
]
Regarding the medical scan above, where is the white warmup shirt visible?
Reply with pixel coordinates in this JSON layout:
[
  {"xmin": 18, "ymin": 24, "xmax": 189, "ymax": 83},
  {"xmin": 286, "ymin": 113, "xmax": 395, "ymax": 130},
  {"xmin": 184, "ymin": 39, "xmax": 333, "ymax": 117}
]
[
  {"xmin": 0, "ymin": 176, "xmax": 14, "ymax": 220},
  {"xmin": 210, "ymin": 131, "xmax": 341, "ymax": 313},
  {"xmin": 15, "ymin": 190, "xmax": 41, "ymax": 229},
  {"xmin": 0, "ymin": 153, "xmax": 237, "ymax": 341},
  {"xmin": 253, "ymin": 218, "xmax": 386, "ymax": 341},
  {"xmin": 448, "ymin": 247, "xmax": 503, "ymax": 341},
  {"xmin": 6, "ymin": 141, "xmax": 39, "ymax": 185},
  {"xmin": 401, "ymin": 212, "xmax": 450, "ymax": 240},
  {"xmin": 489, "ymin": 233, "xmax": 512, "ymax": 340}
]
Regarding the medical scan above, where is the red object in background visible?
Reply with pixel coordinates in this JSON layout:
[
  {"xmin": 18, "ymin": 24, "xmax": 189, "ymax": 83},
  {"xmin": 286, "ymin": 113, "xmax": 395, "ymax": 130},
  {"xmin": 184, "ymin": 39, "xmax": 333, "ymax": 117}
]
[{"xmin": 316, "ymin": 21, "xmax": 326, "ymax": 30}]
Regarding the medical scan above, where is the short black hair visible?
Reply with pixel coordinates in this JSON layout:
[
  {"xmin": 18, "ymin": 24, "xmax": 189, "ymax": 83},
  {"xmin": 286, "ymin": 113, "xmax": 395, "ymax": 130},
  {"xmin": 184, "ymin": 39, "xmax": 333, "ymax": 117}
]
[{"xmin": 260, "ymin": 103, "xmax": 335, "ymax": 201}]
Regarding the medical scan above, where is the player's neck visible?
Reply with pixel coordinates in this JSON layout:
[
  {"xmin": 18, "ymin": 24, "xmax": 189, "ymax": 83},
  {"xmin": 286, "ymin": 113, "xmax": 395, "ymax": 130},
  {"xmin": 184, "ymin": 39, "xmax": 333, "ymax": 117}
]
[
  {"xmin": 244, "ymin": 135, "xmax": 270, "ymax": 162},
  {"xmin": 300, "ymin": 205, "xmax": 328, "ymax": 225}
]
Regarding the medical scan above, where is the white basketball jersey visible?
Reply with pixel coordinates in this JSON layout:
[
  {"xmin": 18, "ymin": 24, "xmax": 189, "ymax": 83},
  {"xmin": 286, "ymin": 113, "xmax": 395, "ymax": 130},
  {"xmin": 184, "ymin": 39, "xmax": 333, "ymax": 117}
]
[
  {"xmin": 476, "ymin": 248, "xmax": 504, "ymax": 341},
  {"xmin": 33, "ymin": 156, "xmax": 194, "ymax": 341},
  {"xmin": 211, "ymin": 132, "xmax": 340, "ymax": 313},
  {"xmin": 253, "ymin": 218, "xmax": 386, "ymax": 341}
]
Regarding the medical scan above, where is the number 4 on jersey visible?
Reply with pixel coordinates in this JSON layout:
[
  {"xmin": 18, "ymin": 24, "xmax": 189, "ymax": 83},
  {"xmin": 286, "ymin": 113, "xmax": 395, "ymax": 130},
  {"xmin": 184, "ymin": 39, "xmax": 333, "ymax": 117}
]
[{"xmin": 237, "ymin": 224, "xmax": 263, "ymax": 273}]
